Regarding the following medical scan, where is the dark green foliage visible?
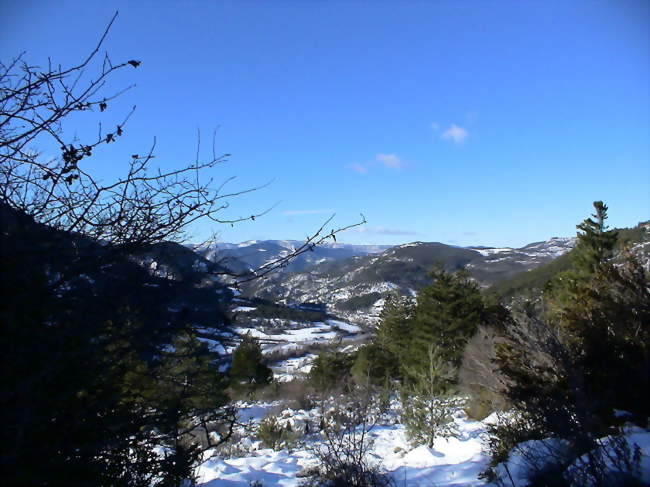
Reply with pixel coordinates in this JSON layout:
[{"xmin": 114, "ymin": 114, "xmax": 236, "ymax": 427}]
[
  {"xmin": 309, "ymin": 350, "xmax": 356, "ymax": 391},
  {"xmin": 0, "ymin": 205, "xmax": 234, "ymax": 485},
  {"xmin": 541, "ymin": 202, "xmax": 649, "ymax": 420},
  {"xmin": 230, "ymin": 334, "xmax": 273, "ymax": 389},
  {"xmin": 407, "ymin": 267, "xmax": 484, "ymax": 372},
  {"xmin": 351, "ymin": 295, "xmax": 413, "ymax": 385},
  {"xmin": 338, "ymin": 292, "xmax": 383, "ymax": 312},
  {"xmin": 242, "ymin": 298, "xmax": 331, "ymax": 322},
  {"xmin": 401, "ymin": 344, "xmax": 462, "ymax": 447},
  {"xmin": 489, "ymin": 202, "xmax": 650, "ymax": 485},
  {"xmin": 351, "ymin": 342, "xmax": 401, "ymax": 386},
  {"xmin": 352, "ymin": 270, "xmax": 489, "ymax": 401},
  {"xmin": 375, "ymin": 294, "xmax": 413, "ymax": 363},
  {"xmin": 572, "ymin": 201, "xmax": 618, "ymax": 273}
]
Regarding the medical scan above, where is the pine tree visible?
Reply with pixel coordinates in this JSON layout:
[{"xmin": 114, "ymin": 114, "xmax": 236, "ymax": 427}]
[
  {"xmin": 351, "ymin": 294, "xmax": 413, "ymax": 385},
  {"xmin": 401, "ymin": 344, "xmax": 462, "ymax": 448},
  {"xmin": 547, "ymin": 201, "xmax": 619, "ymax": 330},
  {"xmin": 376, "ymin": 293, "xmax": 413, "ymax": 364},
  {"xmin": 407, "ymin": 268, "xmax": 484, "ymax": 377},
  {"xmin": 573, "ymin": 201, "xmax": 618, "ymax": 273},
  {"xmin": 309, "ymin": 350, "xmax": 355, "ymax": 392},
  {"xmin": 492, "ymin": 202, "xmax": 650, "ymax": 482},
  {"xmin": 230, "ymin": 333, "xmax": 273, "ymax": 389},
  {"xmin": 351, "ymin": 342, "xmax": 400, "ymax": 386}
]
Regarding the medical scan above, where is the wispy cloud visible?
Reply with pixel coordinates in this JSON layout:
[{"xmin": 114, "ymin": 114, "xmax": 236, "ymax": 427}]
[
  {"xmin": 356, "ymin": 226, "xmax": 420, "ymax": 236},
  {"xmin": 283, "ymin": 209, "xmax": 334, "ymax": 216},
  {"xmin": 346, "ymin": 162, "xmax": 368, "ymax": 174},
  {"xmin": 376, "ymin": 153, "xmax": 406, "ymax": 169},
  {"xmin": 346, "ymin": 154, "xmax": 406, "ymax": 174},
  {"xmin": 441, "ymin": 124, "xmax": 469, "ymax": 144}
]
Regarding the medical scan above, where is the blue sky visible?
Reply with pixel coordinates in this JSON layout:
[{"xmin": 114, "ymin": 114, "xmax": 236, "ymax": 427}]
[{"xmin": 2, "ymin": 0, "xmax": 648, "ymax": 247}]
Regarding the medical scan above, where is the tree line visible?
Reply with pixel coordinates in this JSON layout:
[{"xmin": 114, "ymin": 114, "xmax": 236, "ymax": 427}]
[{"xmin": 308, "ymin": 201, "xmax": 649, "ymax": 485}]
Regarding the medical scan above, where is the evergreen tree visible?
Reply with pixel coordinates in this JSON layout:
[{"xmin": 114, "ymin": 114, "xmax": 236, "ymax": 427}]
[
  {"xmin": 407, "ymin": 268, "xmax": 484, "ymax": 378},
  {"xmin": 351, "ymin": 342, "xmax": 400, "ymax": 386},
  {"xmin": 309, "ymin": 350, "xmax": 356, "ymax": 392},
  {"xmin": 542, "ymin": 202, "xmax": 648, "ymax": 419},
  {"xmin": 401, "ymin": 344, "xmax": 462, "ymax": 448},
  {"xmin": 573, "ymin": 201, "xmax": 618, "ymax": 273},
  {"xmin": 149, "ymin": 331, "xmax": 233, "ymax": 485},
  {"xmin": 230, "ymin": 333, "xmax": 273, "ymax": 389},
  {"xmin": 351, "ymin": 294, "xmax": 413, "ymax": 385},
  {"xmin": 546, "ymin": 201, "xmax": 618, "ymax": 328},
  {"xmin": 491, "ymin": 202, "xmax": 650, "ymax": 484},
  {"xmin": 376, "ymin": 293, "xmax": 413, "ymax": 364}
]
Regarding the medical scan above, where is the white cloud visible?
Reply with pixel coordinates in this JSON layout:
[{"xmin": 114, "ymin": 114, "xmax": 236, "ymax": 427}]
[
  {"xmin": 441, "ymin": 124, "xmax": 469, "ymax": 144},
  {"xmin": 346, "ymin": 162, "xmax": 368, "ymax": 174},
  {"xmin": 376, "ymin": 153, "xmax": 406, "ymax": 169},
  {"xmin": 346, "ymin": 154, "xmax": 405, "ymax": 174},
  {"xmin": 283, "ymin": 209, "xmax": 334, "ymax": 216}
]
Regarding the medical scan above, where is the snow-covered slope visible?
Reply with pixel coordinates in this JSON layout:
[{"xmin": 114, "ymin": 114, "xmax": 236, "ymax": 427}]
[
  {"xmin": 195, "ymin": 401, "xmax": 650, "ymax": 487},
  {"xmin": 196, "ymin": 404, "xmax": 494, "ymax": 487},
  {"xmin": 244, "ymin": 238, "xmax": 576, "ymax": 325},
  {"xmin": 192, "ymin": 240, "xmax": 391, "ymax": 275},
  {"xmin": 225, "ymin": 301, "xmax": 366, "ymax": 382}
]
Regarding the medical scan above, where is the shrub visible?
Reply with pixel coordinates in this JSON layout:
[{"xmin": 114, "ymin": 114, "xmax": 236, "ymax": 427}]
[
  {"xmin": 258, "ymin": 414, "xmax": 301, "ymax": 451},
  {"xmin": 303, "ymin": 389, "xmax": 394, "ymax": 487}
]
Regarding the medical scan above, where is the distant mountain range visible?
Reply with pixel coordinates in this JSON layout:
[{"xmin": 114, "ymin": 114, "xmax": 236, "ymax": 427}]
[
  {"xmin": 194, "ymin": 237, "xmax": 574, "ymax": 324},
  {"xmin": 192, "ymin": 240, "xmax": 391, "ymax": 275},
  {"xmin": 200, "ymin": 222, "xmax": 649, "ymax": 325},
  {"xmin": 7, "ymin": 199, "xmax": 647, "ymax": 333}
]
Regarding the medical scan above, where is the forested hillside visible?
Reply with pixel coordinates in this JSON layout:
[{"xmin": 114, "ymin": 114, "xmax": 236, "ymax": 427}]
[{"xmin": 241, "ymin": 237, "xmax": 574, "ymax": 323}]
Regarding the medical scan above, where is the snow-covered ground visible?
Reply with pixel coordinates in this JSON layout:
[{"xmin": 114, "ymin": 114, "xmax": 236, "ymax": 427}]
[
  {"xmin": 234, "ymin": 323, "xmax": 339, "ymax": 346},
  {"xmin": 195, "ymin": 400, "xmax": 650, "ymax": 487},
  {"xmin": 211, "ymin": 301, "xmax": 650, "ymax": 486},
  {"xmin": 196, "ymin": 401, "xmax": 493, "ymax": 487},
  {"xmin": 230, "ymin": 309, "xmax": 366, "ymax": 382},
  {"xmin": 270, "ymin": 353, "xmax": 318, "ymax": 382}
]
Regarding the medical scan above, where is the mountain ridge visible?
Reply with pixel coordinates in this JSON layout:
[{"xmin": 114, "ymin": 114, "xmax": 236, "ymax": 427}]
[{"xmin": 214, "ymin": 236, "xmax": 576, "ymax": 325}]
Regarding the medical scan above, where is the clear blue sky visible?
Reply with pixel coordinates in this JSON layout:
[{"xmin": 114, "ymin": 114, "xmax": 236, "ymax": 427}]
[{"xmin": 2, "ymin": 0, "xmax": 648, "ymax": 247}]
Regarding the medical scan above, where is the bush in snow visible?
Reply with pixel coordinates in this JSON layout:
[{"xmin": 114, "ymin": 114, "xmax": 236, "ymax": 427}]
[
  {"xmin": 258, "ymin": 413, "xmax": 302, "ymax": 451},
  {"xmin": 485, "ymin": 425, "xmax": 649, "ymax": 487},
  {"xmin": 303, "ymin": 386, "xmax": 394, "ymax": 487},
  {"xmin": 563, "ymin": 429, "xmax": 646, "ymax": 487}
]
